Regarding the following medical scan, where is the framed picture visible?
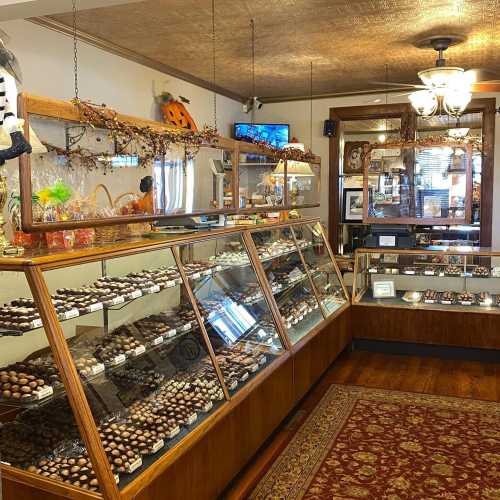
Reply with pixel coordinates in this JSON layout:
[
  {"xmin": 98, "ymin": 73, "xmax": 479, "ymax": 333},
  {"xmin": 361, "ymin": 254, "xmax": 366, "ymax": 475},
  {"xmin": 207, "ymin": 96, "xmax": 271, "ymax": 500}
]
[
  {"xmin": 343, "ymin": 141, "xmax": 368, "ymax": 174},
  {"xmin": 342, "ymin": 188, "xmax": 364, "ymax": 222}
]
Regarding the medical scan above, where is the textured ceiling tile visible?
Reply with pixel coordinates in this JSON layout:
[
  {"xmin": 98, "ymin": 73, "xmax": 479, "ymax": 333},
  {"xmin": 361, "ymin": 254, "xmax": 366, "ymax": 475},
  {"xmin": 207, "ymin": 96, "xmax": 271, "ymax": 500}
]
[{"xmin": 48, "ymin": 0, "xmax": 500, "ymax": 99}]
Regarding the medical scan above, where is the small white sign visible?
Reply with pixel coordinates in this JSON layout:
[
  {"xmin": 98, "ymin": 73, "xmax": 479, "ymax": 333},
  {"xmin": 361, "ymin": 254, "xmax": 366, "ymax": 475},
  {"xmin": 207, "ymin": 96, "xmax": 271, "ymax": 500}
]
[
  {"xmin": 35, "ymin": 385, "xmax": 54, "ymax": 400},
  {"xmin": 191, "ymin": 272, "xmax": 201, "ymax": 280},
  {"xmin": 89, "ymin": 302, "xmax": 103, "ymax": 312},
  {"xmin": 131, "ymin": 345, "xmax": 146, "ymax": 356},
  {"xmin": 144, "ymin": 285, "xmax": 161, "ymax": 294},
  {"xmin": 165, "ymin": 329, "xmax": 177, "ymax": 338},
  {"xmin": 165, "ymin": 280, "xmax": 176, "ymax": 288},
  {"xmin": 126, "ymin": 457, "xmax": 143, "ymax": 474},
  {"xmin": 151, "ymin": 440, "xmax": 164, "ymax": 453},
  {"xmin": 30, "ymin": 318, "xmax": 43, "ymax": 329},
  {"xmin": 109, "ymin": 296, "xmax": 125, "ymax": 306},
  {"xmin": 89, "ymin": 363, "xmax": 105, "ymax": 376},
  {"xmin": 373, "ymin": 280, "xmax": 396, "ymax": 299},
  {"xmin": 109, "ymin": 354, "xmax": 126, "ymax": 366},
  {"xmin": 186, "ymin": 413, "xmax": 198, "ymax": 425},
  {"xmin": 152, "ymin": 336, "xmax": 164, "ymax": 346},
  {"xmin": 128, "ymin": 290, "xmax": 142, "ymax": 299},
  {"xmin": 61, "ymin": 309, "xmax": 79, "ymax": 320}
]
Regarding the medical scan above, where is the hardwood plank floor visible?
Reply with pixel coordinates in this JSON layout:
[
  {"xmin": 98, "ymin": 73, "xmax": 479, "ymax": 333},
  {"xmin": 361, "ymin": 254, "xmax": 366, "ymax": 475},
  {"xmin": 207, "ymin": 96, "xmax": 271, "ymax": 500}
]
[{"xmin": 223, "ymin": 349, "xmax": 500, "ymax": 499}]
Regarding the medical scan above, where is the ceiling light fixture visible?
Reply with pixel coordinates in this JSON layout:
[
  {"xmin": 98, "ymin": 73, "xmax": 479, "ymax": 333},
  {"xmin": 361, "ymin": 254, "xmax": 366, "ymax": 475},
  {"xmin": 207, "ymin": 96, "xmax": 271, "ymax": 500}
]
[{"xmin": 409, "ymin": 36, "xmax": 472, "ymax": 119}]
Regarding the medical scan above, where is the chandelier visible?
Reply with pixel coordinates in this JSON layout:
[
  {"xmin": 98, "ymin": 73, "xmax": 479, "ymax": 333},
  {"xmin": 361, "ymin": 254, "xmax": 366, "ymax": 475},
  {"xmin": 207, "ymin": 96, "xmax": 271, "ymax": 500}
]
[{"xmin": 409, "ymin": 37, "xmax": 473, "ymax": 119}]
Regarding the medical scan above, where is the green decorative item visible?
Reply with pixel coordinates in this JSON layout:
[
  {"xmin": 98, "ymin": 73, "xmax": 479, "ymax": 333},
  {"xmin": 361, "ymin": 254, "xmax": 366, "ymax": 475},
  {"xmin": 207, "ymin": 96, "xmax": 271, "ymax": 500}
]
[{"xmin": 49, "ymin": 180, "xmax": 72, "ymax": 205}]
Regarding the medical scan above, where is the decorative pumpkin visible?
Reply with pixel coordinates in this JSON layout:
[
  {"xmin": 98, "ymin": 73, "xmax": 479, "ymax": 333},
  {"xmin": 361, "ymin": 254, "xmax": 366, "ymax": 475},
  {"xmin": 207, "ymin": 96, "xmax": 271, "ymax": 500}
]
[{"xmin": 158, "ymin": 92, "xmax": 198, "ymax": 131}]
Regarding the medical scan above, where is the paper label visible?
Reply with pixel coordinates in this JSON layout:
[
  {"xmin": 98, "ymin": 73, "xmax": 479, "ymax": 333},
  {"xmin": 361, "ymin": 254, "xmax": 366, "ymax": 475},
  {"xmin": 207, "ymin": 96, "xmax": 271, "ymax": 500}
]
[
  {"xmin": 89, "ymin": 302, "xmax": 103, "ymax": 312},
  {"xmin": 298, "ymin": 314, "xmax": 304, "ymax": 321},
  {"xmin": 129, "ymin": 290, "xmax": 142, "ymax": 299},
  {"xmin": 258, "ymin": 355, "xmax": 267, "ymax": 365},
  {"xmin": 114, "ymin": 474, "xmax": 120, "ymax": 484},
  {"xmin": 175, "ymin": 278, "xmax": 183, "ymax": 285},
  {"xmin": 203, "ymin": 269, "xmax": 212, "ymax": 276},
  {"xmin": 131, "ymin": 345, "xmax": 146, "ymax": 356},
  {"xmin": 368, "ymin": 268, "xmax": 378, "ymax": 274},
  {"xmin": 126, "ymin": 457, "xmax": 143, "ymax": 474},
  {"xmin": 109, "ymin": 296, "xmax": 125, "ymax": 305},
  {"xmin": 181, "ymin": 322, "xmax": 191, "ymax": 332},
  {"xmin": 440, "ymin": 300, "xmax": 452, "ymax": 305},
  {"xmin": 248, "ymin": 363, "xmax": 259, "ymax": 373},
  {"xmin": 228, "ymin": 380, "xmax": 238, "ymax": 390},
  {"xmin": 60, "ymin": 309, "xmax": 79, "ymax": 320},
  {"xmin": 35, "ymin": 385, "xmax": 54, "ymax": 400},
  {"xmin": 424, "ymin": 271, "xmax": 435, "ymax": 276},
  {"xmin": 404, "ymin": 270, "xmax": 416, "ymax": 275},
  {"xmin": 191, "ymin": 272, "xmax": 201, "ymax": 280},
  {"xmin": 109, "ymin": 354, "xmax": 126, "ymax": 366},
  {"xmin": 166, "ymin": 426, "xmax": 180, "ymax": 439},
  {"xmin": 424, "ymin": 299, "xmax": 436, "ymax": 304},
  {"xmin": 165, "ymin": 329, "xmax": 176, "ymax": 338},
  {"xmin": 186, "ymin": 413, "xmax": 198, "ymax": 425},
  {"xmin": 240, "ymin": 372, "xmax": 249, "ymax": 382},
  {"xmin": 151, "ymin": 440, "xmax": 164, "ymax": 453},
  {"xmin": 460, "ymin": 301, "xmax": 472, "ymax": 306},
  {"xmin": 89, "ymin": 363, "xmax": 105, "ymax": 376},
  {"xmin": 165, "ymin": 280, "xmax": 176, "ymax": 288},
  {"xmin": 202, "ymin": 401, "xmax": 213, "ymax": 412},
  {"xmin": 31, "ymin": 318, "xmax": 43, "ymax": 329},
  {"xmin": 152, "ymin": 336, "xmax": 164, "ymax": 346},
  {"xmin": 144, "ymin": 285, "xmax": 161, "ymax": 294}
]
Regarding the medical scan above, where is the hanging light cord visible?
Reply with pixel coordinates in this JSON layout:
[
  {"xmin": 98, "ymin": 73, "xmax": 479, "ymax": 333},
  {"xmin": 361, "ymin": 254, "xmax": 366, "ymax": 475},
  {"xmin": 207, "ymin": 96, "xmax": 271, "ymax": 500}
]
[
  {"xmin": 211, "ymin": 0, "xmax": 217, "ymax": 130},
  {"xmin": 72, "ymin": 0, "xmax": 79, "ymax": 102},
  {"xmin": 310, "ymin": 61, "xmax": 313, "ymax": 151},
  {"xmin": 251, "ymin": 19, "xmax": 255, "ymax": 99}
]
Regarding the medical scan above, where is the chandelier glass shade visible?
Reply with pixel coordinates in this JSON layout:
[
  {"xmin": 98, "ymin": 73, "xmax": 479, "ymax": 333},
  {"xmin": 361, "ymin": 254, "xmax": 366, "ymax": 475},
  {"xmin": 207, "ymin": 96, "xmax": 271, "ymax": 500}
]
[
  {"xmin": 410, "ymin": 66, "xmax": 473, "ymax": 118},
  {"xmin": 409, "ymin": 90, "xmax": 438, "ymax": 117}
]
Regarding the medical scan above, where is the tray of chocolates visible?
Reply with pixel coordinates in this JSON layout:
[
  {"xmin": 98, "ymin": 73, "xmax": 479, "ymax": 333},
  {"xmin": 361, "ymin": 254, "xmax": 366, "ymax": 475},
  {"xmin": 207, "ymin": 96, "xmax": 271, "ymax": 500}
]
[
  {"xmin": 477, "ymin": 292, "xmax": 494, "ymax": 307},
  {"xmin": 457, "ymin": 291, "xmax": 475, "ymax": 305},
  {"xmin": 444, "ymin": 265, "xmax": 462, "ymax": 277},
  {"xmin": 423, "ymin": 265, "xmax": 437, "ymax": 276},
  {"xmin": 422, "ymin": 289, "xmax": 439, "ymax": 304},
  {"xmin": 472, "ymin": 265, "xmax": 490, "ymax": 278},
  {"xmin": 439, "ymin": 290, "xmax": 456, "ymax": 305},
  {"xmin": 27, "ymin": 454, "xmax": 103, "ymax": 491}
]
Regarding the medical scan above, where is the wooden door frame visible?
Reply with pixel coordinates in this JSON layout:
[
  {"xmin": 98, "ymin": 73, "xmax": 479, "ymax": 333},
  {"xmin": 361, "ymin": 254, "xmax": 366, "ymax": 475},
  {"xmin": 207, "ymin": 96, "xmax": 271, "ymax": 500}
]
[{"xmin": 328, "ymin": 99, "xmax": 496, "ymax": 252}]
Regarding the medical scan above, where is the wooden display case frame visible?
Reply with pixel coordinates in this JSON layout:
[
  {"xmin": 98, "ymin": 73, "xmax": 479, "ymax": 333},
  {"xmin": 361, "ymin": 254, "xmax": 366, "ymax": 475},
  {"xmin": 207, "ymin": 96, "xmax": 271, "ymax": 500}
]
[
  {"xmin": 17, "ymin": 93, "xmax": 321, "ymax": 233},
  {"xmin": 0, "ymin": 217, "xmax": 349, "ymax": 500},
  {"xmin": 362, "ymin": 141, "xmax": 473, "ymax": 225}
]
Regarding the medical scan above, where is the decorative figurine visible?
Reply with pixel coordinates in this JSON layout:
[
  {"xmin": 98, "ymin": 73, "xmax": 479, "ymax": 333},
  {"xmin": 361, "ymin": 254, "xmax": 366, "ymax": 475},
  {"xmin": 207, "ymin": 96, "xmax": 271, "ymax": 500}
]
[
  {"xmin": 0, "ymin": 30, "xmax": 32, "ymax": 256},
  {"xmin": 157, "ymin": 92, "xmax": 198, "ymax": 131}
]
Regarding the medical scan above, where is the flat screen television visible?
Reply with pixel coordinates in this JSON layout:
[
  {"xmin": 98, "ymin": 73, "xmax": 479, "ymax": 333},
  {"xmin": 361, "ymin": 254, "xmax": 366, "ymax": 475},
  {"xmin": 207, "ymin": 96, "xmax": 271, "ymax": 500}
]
[{"xmin": 234, "ymin": 123, "xmax": 290, "ymax": 149}]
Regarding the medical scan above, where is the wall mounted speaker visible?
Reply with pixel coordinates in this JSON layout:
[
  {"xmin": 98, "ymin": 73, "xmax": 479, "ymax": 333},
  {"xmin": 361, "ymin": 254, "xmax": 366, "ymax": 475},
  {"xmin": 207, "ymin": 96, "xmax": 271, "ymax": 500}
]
[{"xmin": 323, "ymin": 119, "xmax": 336, "ymax": 137}]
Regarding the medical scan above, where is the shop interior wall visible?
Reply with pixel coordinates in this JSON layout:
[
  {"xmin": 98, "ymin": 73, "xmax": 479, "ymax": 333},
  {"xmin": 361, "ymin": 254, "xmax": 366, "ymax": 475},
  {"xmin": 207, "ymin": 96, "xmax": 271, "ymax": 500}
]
[
  {"xmin": 0, "ymin": 19, "xmax": 245, "ymax": 366},
  {"xmin": 255, "ymin": 93, "xmax": 500, "ymax": 246}
]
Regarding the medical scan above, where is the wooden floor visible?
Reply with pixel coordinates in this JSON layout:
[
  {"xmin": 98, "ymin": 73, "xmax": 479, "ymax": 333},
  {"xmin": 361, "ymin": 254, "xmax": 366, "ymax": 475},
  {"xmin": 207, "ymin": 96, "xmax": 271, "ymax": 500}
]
[{"xmin": 223, "ymin": 348, "xmax": 500, "ymax": 499}]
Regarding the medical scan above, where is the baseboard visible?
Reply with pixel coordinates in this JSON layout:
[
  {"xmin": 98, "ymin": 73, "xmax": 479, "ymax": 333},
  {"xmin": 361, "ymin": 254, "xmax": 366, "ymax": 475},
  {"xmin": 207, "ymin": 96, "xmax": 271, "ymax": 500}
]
[{"xmin": 353, "ymin": 339, "xmax": 500, "ymax": 363}]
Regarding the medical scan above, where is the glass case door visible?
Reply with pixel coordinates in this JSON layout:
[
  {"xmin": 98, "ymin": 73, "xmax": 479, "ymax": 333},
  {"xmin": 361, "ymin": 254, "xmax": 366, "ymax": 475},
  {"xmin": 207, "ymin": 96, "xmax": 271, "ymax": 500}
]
[
  {"xmin": 249, "ymin": 226, "xmax": 324, "ymax": 345},
  {"xmin": 291, "ymin": 222, "xmax": 349, "ymax": 316},
  {"xmin": 177, "ymin": 233, "xmax": 285, "ymax": 394}
]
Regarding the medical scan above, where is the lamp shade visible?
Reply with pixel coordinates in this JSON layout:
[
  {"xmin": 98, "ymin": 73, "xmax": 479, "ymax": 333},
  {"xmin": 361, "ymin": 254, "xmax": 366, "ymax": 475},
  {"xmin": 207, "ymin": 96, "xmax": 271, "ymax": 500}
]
[
  {"xmin": 274, "ymin": 159, "xmax": 314, "ymax": 177},
  {"xmin": 418, "ymin": 67, "xmax": 464, "ymax": 96}
]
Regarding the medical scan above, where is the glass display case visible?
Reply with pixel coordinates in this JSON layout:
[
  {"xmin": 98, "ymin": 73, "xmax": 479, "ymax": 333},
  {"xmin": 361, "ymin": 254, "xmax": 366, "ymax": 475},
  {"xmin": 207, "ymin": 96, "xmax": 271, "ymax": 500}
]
[
  {"xmin": 363, "ymin": 142, "xmax": 473, "ymax": 224},
  {"xmin": 0, "ymin": 218, "xmax": 345, "ymax": 499},
  {"xmin": 353, "ymin": 247, "xmax": 500, "ymax": 314}
]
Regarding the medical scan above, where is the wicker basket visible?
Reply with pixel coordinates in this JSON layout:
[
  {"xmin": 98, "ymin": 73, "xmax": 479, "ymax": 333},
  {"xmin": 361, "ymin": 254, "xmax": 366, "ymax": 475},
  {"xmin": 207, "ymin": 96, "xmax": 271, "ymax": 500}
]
[
  {"xmin": 114, "ymin": 192, "xmax": 151, "ymax": 239},
  {"xmin": 91, "ymin": 184, "xmax": 121, "ymax": 244}
]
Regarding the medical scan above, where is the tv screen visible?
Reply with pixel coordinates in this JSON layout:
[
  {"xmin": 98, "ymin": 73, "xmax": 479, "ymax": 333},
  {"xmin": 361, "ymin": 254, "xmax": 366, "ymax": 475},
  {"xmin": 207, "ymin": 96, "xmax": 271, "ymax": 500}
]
[{"xmin": 234, "ymin": 123, "xmax": 290, "ymax": 149}]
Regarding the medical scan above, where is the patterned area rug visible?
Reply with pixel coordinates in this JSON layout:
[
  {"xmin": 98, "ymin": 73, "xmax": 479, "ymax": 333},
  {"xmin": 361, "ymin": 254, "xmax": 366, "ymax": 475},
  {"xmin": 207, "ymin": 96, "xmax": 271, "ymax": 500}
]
[{"xmin": 250, "ymin": 385, "xmax": 500, "ymax": 499}]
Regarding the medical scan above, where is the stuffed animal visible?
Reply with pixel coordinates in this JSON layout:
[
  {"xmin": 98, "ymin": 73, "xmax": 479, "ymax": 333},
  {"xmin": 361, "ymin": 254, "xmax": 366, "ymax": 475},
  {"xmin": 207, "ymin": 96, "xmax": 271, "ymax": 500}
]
[
  {"xmin": 157, "ymin": 92, "xmax": 198, "ymax": 131},
  {"xmin": 0, "ymin": 30, "xmax": 31, "ymax": 165}
]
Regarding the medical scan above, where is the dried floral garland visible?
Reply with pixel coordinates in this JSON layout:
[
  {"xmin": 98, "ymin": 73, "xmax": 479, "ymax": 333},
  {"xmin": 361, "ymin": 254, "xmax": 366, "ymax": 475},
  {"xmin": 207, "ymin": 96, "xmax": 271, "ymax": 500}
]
[
  {"xmin": 245, "ymin": 139, "xmax": 317, "ymax": 163},
  {"xmin": 41, "ymin": 99, "xmax": 219, "ymax": 173},
  {"xmin": 372, "ymin": 134, "xmax": 482, "ymax": 151}
]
